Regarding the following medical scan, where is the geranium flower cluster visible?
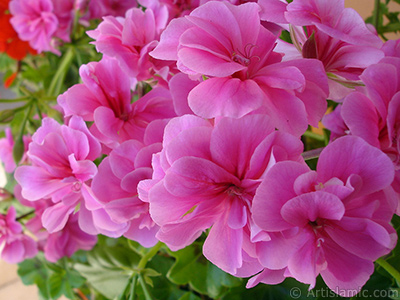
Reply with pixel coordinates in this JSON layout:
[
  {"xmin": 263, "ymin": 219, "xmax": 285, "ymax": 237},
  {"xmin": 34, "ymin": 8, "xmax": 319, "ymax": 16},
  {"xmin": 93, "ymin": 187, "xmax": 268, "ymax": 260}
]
[
  {"xmin": 0, "ymin": 0, "xmax": 398, "ymax": 297},
  {"xmin": 7, "ymin": 0, "xmax": 138, "ymax": 54}
]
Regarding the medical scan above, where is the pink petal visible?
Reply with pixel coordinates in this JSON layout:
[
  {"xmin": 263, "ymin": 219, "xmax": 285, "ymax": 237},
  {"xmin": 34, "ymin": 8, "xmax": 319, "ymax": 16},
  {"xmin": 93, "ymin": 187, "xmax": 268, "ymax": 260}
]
[
  {"xmin": 164, "ymin": 156, "xmax": 240, "ymax": 197},
  {"xmin": 317, "ymin": 136, "xmax": 395, "ymax": 197},
  {"xmin": 210, "ymin": 114, "xmax": 274, "ymax": 178},
  {"xmin": 341, "ymin": 92, "xmax": 380, "ymax": 147},
  {"xmin": 189, "ymin": 77, "xmax": 264, "ymax": 118},
  {"xmin": 321, "ymin": 238, "xmax": 374, "ymax": 296},
  {"xmin": 203, "ymin": 217, "xmax": 243, "ymax": 274},
  {"xmin": 252, "ymin": 161, "xmax": 310, "ymax": 231}
]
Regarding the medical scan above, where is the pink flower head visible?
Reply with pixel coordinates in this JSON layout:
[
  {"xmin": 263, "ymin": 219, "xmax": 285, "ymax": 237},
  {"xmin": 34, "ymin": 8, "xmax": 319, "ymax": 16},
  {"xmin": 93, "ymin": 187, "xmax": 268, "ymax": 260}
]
[
  {"xmin": 87, "ymin": 7, "xmax": 173, "ymax": 83},
  {"xmin": 14, "ymin": 116, "xmax": 126, "ymax": 237},
  {"xmin": 88, "ymin": 0, "xmax": 137, "ymax": 19},
  {"xmin": 44, "ymin": 213, "xmax": 97, "ymax": 262},
  {"xmin": 9, "ymin": 0, "xmax": 59, "ymax": 54},
  {"xmin": 58, "ymin": 57, "xmax": 176, "ymax": 150},
  {"xmin": 340, "ymin": 57, "xmax": 400, "ymax": 213},
  {"xmin": 139, "ymin": 114, "xmax": 304, "ymax": 275},
  {"xmin": 0, "ymin": 206, "xmax": 38, "ymax": 263},
  {"xmin": 252, "ymin": 136, "xmax": 397, "ymax": 295},
  {"xmin": 259, "ymin": 0, "xmax": 384, "ymax": 101},
  {"xmin": 151, "ymin": 1, "xmax": 328, "ymax": 136},
  {"xmin": 92, "ymin": 137, "xmax": 163, "ymax": 247}
]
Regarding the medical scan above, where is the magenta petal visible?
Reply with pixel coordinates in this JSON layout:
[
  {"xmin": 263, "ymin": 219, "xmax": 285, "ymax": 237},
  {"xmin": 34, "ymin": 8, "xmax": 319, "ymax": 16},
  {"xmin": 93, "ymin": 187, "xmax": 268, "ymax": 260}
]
[
  {"xmin": 169, "ymin": 73, "xmax": 198, "ymax": 116},
  {"xmin": 317, "ymin": 136, "xmax": 395, "ymax": 197},
  {"xmin": 150, "ymin": 17, "xmax": 193, "ymax": 60},
  {"xmin": 203, "ymin": 217, "xmax": 243, "ymax": 275},
  {"xmin": 287, "ymin": 232, "xmax": 323, "ymax": 288},
  {"xmin": 164, "ymin": 156, "xmax": 240, "ymax": 197},
  {"xmin": 227, "ymin": 198, "xmax": 247, "ymax": 229},
  {"xmin": 92, "ymin": 157, "xmax": 131, "ymax": 204},
  {"xmin": 109, "ymin": 140, "xmax": 143, "ymax": 178},
  {"xmin": 281, "ymin": 191, "xmax": 345, "ymax": 227},
  {"xmin": 387, "ymin": 92, "xmax": 400, "ymax": 147},
  {"xmin": 246, "ymin": 268, "xmax": 286, "ymax": 288},
  {"xmin": 252, "ymin": 161, "xmax": 310, "ymax": 232},
  {"xmin": 124, "ymin": 217, "xmax": 159, "ymax": 247},
  {"xmin": 258, "ymin": 0, "xmax": 288, "ymax": 23},
  {"xmin": 210, "ymin": 114, "xmax": 274, "ymax": 178},
  {"xmin": 326, "ymin": 217, "xmax": 393, "ymax": 260},
  {"xmin": 149, "ymin": 182, "xmax": 201, "ymax": 225},
  {"xmin": 156, "ymin": 201, "xmax": 218, "ymax": 250},
  {"xmin": 15, "ymin": 166, "xmax": 67, "ymax": 201},
  {"xmin": 1, "ymin": 240, "xmax": 25, "ymax": 263},
  {"xmin": 262, "ymin": 88, "xmax": 308, "ymax": 137},
  {"xmin": 189, "ymin": 77, "xmax": 264, "ymax": 118},
  {"xmin": 93, "ymin": 106, "xmax": 124, "ymax": 141},
  {"xmin": 256, "ymin": 232, "xmax": 297, "ymax": 270},
  {"xmin": 42, "ymin": 203, "xmax": 75, "ymax": 232},
  {"xmin": 321, "ymin": 238, "xmax": 374, "ymax": 296},
  {"xmin": 341, "ymin": 92, "xmax": 380, "ymax": 148}
]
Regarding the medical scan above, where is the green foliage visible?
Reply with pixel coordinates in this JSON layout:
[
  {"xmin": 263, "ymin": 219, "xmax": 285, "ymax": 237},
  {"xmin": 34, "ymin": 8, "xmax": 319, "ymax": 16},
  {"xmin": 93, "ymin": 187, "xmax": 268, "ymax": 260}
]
[
  {"xmin": 167, "ymin": 242, "xmax": 242, "ymax": 299},
  {"xmin": 18, "ymin": 254, "xmax": 86, "ymax": 300}
]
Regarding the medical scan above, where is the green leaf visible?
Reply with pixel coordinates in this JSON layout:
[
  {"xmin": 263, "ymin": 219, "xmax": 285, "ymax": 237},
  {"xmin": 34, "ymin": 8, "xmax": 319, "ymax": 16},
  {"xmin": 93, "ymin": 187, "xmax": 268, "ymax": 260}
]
[
  {"xmin": 167, "ymin": 243, "xmax": 242, "ymax": 299},
  {"xmin": 74, "ymin": 262, "xmax": 130, "ymax": 299},
  {"xmin": 74, "ymin": 244, "xmax": 141, "ymax": 299},
  {"xmin": 17, "ymin": 257, "xmax": 50, "ymax": 299},
  {"xmin": 178, "ymin": 292, "xmax": 202, "ymax": 300},
  {"xmin": 48, "ymin": 272, "xmax": 64, "ymax": 299}
]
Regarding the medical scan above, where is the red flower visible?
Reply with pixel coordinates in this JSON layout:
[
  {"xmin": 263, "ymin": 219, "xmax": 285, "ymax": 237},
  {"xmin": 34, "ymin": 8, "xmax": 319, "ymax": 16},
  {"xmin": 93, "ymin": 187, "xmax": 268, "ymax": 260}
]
[{"xmin": 0, "ymin": 0, "xmax": 36, "ymax": 60}]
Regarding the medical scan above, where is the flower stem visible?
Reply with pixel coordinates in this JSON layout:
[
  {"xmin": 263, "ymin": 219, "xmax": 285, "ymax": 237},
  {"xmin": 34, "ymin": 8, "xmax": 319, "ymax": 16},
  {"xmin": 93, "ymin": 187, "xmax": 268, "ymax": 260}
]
[
  {"xmin": 139, "ymin": 275, "xmax": 153, "ymax": 300},
  {"xmin": 373, "ymin": 0, "xmax": 381, "ymax": 33},
  {"xmin": 137, "ymin": 242, "xmax": 163, "ymax": 270},
  {"xmin": 301, "ymin": 147, "xmax": 324, "ymax": 161},
  {"xmin": 48, "ymin": 47, "xmax": 75, "ymax": 96},
  {"xmin": 376, "ymin": 257, "xmax": 400, "ymax": 286}
]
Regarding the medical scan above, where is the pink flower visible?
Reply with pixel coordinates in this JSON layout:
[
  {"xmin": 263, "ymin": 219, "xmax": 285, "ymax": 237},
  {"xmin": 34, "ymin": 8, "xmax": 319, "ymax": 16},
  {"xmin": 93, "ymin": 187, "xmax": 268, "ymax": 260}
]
[
  {"xmin": 151, "ymin": 1, "xmax": 328, "ymax": 136},
  {"xmin": 88, "ymin": 0, "xmax": 137, "ymax": 19},
  {"xmin": 9, "ymin": 0, "xmax": 60, "ymax": 54},
  {"xmin": 0, "ymin": 206, "xmax": 37, "ymax": 263},
  {"xmin": 14, "ymin": 116, "xmax": 126, "ymax": 237},
  {"xmin": 44, "ymin": 213, "xmax": 97, "ymax": 262},
  {"xmin": 139, "ymin": 114, "xmax": 304, "ymax": 275},
  {"xmin": 14, "ymin": 184, "xmax": 97, "ymax": 262},
  {"xmin": 339, "ymin": 57, "xmax": 400, "ymax": 213},
  {"xmin": 92, "ymin": 137, "xmax": 164, "ymax": 247},
  {"xmin": 259, "ymin": 0, "xmax": 384, "ymax": 101},
  {"xmin": 58, "ymin": 57, "xmax": 176, "ymax": 150},
  {"xmin": 87, "ymin": 7, "xmax": 173, "ymax": 83},
  {"xmin": 252, "ymin": 136, "xmax": 397, "ymax": 295}
]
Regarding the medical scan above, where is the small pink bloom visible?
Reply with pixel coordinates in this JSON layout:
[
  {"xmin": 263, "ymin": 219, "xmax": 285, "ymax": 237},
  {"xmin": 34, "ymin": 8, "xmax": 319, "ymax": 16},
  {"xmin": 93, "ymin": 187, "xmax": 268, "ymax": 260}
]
[
  {"xmin": 92, "ymin": 136, "xmax": 163, "ymax": 247},
  {"xmin": 252, "ymin": 136, "xmax": 397, "ymax": 295},
  {"xmin": 0, "ymin": 206, "xmax": 38, "ymax": 263},
  {"xmin": 87, "ymin": 7, "xmax": 173, "ymax": 84},
  {"xmin": 139, "ymin": 114, "xmax": 304, "ymax": 275},
  {"xmin": 9, "ymin": 0, "xmax": 60, "ymax": 54},
  {"xmin": 151, "ymin": 1, "xmax": 328, "ymax": 136},
  {"xmin": 44, "ymin": 213, "xmax": 97, "ymax": 262},
  {"xmin": 88, "ymin": 0, "xmax": 137, "ymax": 19},
  {"xmin": 260, "ymin": 0, "xmax": 384, "ymax": 101},
  {"xmin": 14, "ymin": 116, "xmax": 125, "ymax": 236},
  {"xmin": 340, "ymin": 57, "xmax": 400, "ymax": 213},
  {"xmin": 58, "ymin": 57, "xmax": 176, "ymax": 150}
]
